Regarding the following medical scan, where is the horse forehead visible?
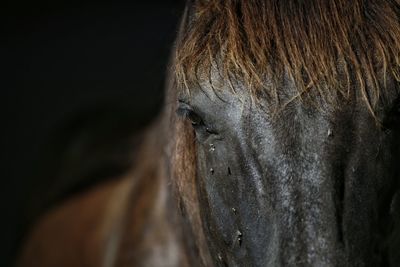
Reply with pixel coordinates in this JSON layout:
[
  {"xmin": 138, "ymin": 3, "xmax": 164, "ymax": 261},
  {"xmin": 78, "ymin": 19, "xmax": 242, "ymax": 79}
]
[{"xmin": 189, "ymin": 68, "xmax": 300, "ymax": 106}]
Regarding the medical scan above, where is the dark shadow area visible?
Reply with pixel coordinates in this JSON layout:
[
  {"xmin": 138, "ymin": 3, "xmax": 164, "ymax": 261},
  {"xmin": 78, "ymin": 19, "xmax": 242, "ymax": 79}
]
[{"xmin": 2, "ymin": 1, "xmax": 184, "ymax": 265}]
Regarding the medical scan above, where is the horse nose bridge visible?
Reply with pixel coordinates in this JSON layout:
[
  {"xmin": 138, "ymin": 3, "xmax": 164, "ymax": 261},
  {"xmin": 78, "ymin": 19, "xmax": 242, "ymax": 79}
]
[
  {"xmin": 241, "ymin": 139, "xmax": 347, "ymax": 265},
  {"xmin": 270, "ymin": 158, "xmax": 346, "ymax": 266},
  {"xmin": 281, "ymin": 206, "xmax": 342, "ymax": 266},
  {"xmin": 274, "ymin": 202, "xmax": 344, "ymax": 266}
]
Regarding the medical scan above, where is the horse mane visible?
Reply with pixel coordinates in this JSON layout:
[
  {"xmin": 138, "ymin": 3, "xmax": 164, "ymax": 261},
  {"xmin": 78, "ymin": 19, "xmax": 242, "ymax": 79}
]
[{"xmin": 174, "ymin": 0, "xmax": 400, "ymax": 113}]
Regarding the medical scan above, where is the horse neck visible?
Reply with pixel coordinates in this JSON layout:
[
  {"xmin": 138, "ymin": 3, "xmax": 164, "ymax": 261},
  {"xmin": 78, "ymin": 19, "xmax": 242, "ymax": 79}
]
[{"xmin": 103, "ymin": 120, "xmax": 190, "ymax": 267}]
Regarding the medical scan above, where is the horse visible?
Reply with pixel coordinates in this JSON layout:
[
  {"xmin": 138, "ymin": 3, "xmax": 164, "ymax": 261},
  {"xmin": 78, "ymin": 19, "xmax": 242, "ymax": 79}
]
[{"xmin": 17, "ymin": 0, "xmax": 400, "ymax": 266}]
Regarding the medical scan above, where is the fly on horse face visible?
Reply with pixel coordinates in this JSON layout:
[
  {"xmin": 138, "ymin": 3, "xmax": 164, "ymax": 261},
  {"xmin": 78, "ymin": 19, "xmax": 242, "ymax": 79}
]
[{"xmin": 18, "ymin": 0, "xmax": 400, "ymax": 267}]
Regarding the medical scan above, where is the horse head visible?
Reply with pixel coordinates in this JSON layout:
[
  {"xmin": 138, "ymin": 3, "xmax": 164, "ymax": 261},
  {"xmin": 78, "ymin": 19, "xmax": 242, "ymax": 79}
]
[{"xmin": 169, "ymin": 1, "xmax": 400, "ymax": 266}]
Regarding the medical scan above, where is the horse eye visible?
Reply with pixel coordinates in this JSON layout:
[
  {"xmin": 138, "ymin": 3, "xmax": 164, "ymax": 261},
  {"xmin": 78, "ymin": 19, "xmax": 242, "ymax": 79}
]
[
  {"xmin": 176, "ymin": 106, "xmax": 203, "ymax": 125},
  {"xmin": 187, "ymin": 110, "xmax": 204, "ymax": 127},
  {"xmin": 176, "ymin": 104, "xmax": 218, "ymax": 135},
  {"xmin": 383, "ymin": 97, "xmax": 400, "ymax": 130}
]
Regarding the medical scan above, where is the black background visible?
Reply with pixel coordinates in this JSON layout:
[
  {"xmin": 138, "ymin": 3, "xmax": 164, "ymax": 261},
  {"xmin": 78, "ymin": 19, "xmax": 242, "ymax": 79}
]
[{"xmin": 2, "ymin": 1, "xmax": 185, "ymax": 265}]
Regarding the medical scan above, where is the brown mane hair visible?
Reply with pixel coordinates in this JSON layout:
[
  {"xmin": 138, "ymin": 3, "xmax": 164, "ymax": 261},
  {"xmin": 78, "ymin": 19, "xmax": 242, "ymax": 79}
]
[{"xmin": 174, "ymin": 0, "xmax": 400, "ymax": 113}]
